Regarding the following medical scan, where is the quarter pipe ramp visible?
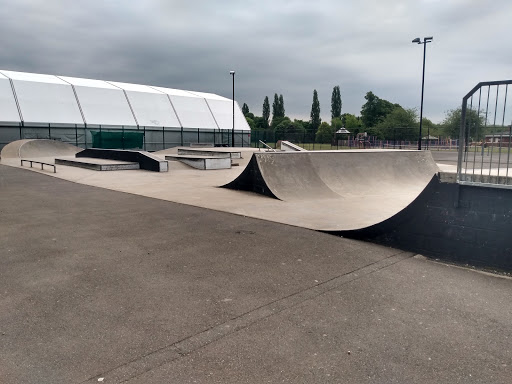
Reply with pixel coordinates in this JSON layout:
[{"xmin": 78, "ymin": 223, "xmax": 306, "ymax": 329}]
[
  {"xmin": 223, "ymin": 150, "xmax": 440, "ymax": 231},
  {"xmin": 1, "ymin": 139, "xmax": 81, "ymax": 159}
]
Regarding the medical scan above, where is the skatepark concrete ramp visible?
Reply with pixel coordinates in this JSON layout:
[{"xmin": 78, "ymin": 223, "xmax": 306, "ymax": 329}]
[
  {"xmin": 0, "ymin": 139, "xmax": 81, "ymax": 159},
  {"xmin": 224, "ymin": 150, "xmax": 439, "ymax": 201},
  {"xmin": 223, "ymin": 150, "xmax": 439, "ymax": 231},
  {"xmin": 280, "ymin": 140, "xmax": 307, "ymax": 152},
  {"xmin": 76, "ymin": 148, "xmax": 168, "ymax": 172}
]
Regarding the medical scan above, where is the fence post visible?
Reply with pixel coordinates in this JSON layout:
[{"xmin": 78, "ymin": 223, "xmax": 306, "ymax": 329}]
[{"xmin": 457, "ymin": 99, "xmax": 468, "ymax": 183}]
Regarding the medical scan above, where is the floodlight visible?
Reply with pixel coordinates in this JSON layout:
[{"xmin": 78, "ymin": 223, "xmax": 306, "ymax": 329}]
[
  {"xmin": 229, "ymin": 71, "xmax": 235, "ymax": 147},
  {"xmin": 411, "ymin": 35, "xmax": 434, "ymax": 149}
]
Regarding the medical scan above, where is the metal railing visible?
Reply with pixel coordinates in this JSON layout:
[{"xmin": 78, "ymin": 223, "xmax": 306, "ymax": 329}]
[
  {"xmin": 258, "ymin": 140, "xmax": 276, "ymax": 152},
  {"xmin": 21, "ymin": 159, "xmax": 56, "ymax": 173},
  {"xmin": 457, "ymin": 80, "xmax": 512, "ymax": 188}
]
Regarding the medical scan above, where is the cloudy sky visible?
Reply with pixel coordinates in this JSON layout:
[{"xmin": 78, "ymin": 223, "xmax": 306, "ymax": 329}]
[{"xmin": 1, "ymin": 0, "xmax": 511, "ymax": 123}]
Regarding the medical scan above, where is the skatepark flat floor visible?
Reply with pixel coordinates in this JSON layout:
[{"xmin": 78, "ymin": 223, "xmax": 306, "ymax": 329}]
[{"xmin": 0, "ymin": 164, "xmax": 510, "ymax": 383}]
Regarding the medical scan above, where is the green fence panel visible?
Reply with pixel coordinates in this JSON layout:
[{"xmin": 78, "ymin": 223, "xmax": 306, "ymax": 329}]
[{"xmin": 91, "ymin": 131, "xmax": 144, "ymax": 149}]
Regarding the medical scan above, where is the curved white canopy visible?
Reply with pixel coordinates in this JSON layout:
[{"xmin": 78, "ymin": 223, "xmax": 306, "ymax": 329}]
[{"xmin": 0, "ymin": 70, "xmax": 250, "ymax": 131}]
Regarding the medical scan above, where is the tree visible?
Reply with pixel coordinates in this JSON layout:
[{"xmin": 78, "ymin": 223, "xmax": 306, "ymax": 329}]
[
  {"xmin": 271, "ymin": 93, "xmax": 285, "ymax": 125},
  {"xmin": 375, "ymin": 107, "xmax": 418, "ymax": 140},
  {"xmin": 272, "ymin": 93, "xmax": 279, "ymax": 121},
  {"xmin": 343, "ymin": 114, "xmax": 363, "ymax": 136},
  {"xmin": 341, "ymin": 113, "xmax": 362, "ymax": 129},
  {"xmin": 274, "ymin": 117, "xmax": 306, "ymax": 143},
  {"xmin": 376, "ymin": 107, "xmax": 417, "ymax": 129},
  {"xmin": 316, "ymin": 121, "xmax": 333, "ymax": 143},
  {"xmin": 331, "ymin": 117, "xmax": 343, "ymax": 132},
  {"xmin": 242, "ymin": 103, "xmax": 250, "ymax": 116},
  {"xmin": 270, "ymin": 116, "xmax": 286, "ymax": 130},
  {"xmin": 360, "ymin": 91, "xmax": 379, "ymax": 128},
  {"xmin": 421, "ymin": 117, "xmax": 440, "ymax": 138},
  {"xmin": 360, "ymin": 91, "xmax": 397, "ymax": 128},
  {"xmin": 245, "ymin": 116, "xmax": 255, "ymax": 130},
  {"xmin": 310, "ymin": 89, "xmax": 321, "ymax": 132},
  {"xmin": 442, "ymin": 108, "xmax": 485, "ymax": 140},
  {"xmin": 253, "ymin": 116, "xmax": 268, "ymax": 130},
  {"xmin": 331, "ymin": 85, "xmax": 342, "ymax": 120},
  {"xmin": 262, "ymin": 96, "xmax": 270, "ymax": 128}
]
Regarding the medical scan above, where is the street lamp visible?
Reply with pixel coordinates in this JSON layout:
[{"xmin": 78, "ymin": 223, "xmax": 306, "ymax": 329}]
[
  {"xmin": 229, "ymin": 70, "xmax": 235, "ymax": 147},
  {"xmin": 412, "ymin": 36, "xmax": 433, "ymax": 150}
]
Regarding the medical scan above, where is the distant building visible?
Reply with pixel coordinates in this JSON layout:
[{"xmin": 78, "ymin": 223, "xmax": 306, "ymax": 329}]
[
  {"xmin": 484, "ymin": 130, "xmax": 512, "ymax": 146},
  {"xmin": 0, "ymin": 70, "xmax": 250, "ymax": 150}
]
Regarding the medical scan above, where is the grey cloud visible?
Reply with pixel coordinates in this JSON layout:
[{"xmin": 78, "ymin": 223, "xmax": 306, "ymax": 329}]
[{"xmin": 1, "ymin": 0, "xmax": 511, "ymax": 124}]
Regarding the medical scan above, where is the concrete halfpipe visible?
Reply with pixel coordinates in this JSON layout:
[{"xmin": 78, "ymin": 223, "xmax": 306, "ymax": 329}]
[
  {"xmin": 223, "ymin": 150, "xmax": 439, "ymax": 230},
  {"xmin": 223, "ymin": 150, "xmax": 512, "ymax": 270}
]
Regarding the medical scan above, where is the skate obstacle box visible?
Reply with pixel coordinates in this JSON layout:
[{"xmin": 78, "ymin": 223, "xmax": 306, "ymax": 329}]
[
  {"xmin": 75, "ymin": 148, "xmax": 168, "ymax": 172},
  {"xmin": 165, "ymin": 147, "xmax": 242, "ymax": 170}
]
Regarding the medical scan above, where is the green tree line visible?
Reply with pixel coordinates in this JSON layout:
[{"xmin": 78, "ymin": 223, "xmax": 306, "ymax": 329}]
[{"xmin": 242, "ymin": 88, "xmax": 485, "ymax": 144}]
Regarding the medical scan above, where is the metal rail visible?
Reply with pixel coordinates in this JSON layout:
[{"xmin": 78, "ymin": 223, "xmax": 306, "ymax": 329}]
[
  {"xmin": 21, "ymin": 159, "xmax": 56, "ymax": 173},
  {"xmin": 259, "ymin": 140, "xmax": 276, "ymax": 152}
]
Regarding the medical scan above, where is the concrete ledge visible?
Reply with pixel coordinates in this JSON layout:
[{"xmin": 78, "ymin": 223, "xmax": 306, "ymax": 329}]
[
  {"xmin": 55, "ymin": 157, "xmax": 140, "ymax": 171},
  {"xmin": 165, "ymin": 154, "xmax": 231, "ymax": 170},
  {"xmin": 459, "ymin": 173, "xmax": 512, "ymax": 186},
  {"xmin": 177, "ymin": 148, "xmax": 242, "ymax": 159},
  {"xmin": 76, "ymin": 148, "xmax": 168, "ymax": 172},
  {"xmin": 438, "ymin": 171, "xmax": 457, "ymax": 183},
  {"xmin": 190, "ymin": 143, "xmax": 214, "ymax": 148}
]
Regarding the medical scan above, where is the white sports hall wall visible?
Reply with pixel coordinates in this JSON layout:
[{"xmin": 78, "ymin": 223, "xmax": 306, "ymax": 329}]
[{"xmin": 0, "ymin": 70, "xmax": 250, "ymax": 150}]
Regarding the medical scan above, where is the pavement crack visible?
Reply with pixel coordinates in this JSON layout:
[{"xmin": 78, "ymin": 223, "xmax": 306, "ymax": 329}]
[{"xmin": 81, "ymin": 251, "xmax": 414, "ymax": 383}]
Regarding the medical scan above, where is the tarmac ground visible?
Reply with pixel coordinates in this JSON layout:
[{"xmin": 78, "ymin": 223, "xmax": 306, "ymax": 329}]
[{"xmin": 0, "ymin": 163, "xmax": 511, "ymax": 383}]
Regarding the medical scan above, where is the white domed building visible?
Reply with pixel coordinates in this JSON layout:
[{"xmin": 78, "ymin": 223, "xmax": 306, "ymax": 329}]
[{"xmin": 0, "ymin": 70, "xmax": 250, "ymax": 151}]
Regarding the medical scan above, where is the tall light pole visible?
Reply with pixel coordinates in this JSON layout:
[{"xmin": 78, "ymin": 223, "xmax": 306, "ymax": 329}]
[
  {"xmin": 412, "ymin": 36, "xmax": 433, "ymax": 150},
  {"xmin": 229, "ymin": 70, "xmax": 235, "ymax": 147}
]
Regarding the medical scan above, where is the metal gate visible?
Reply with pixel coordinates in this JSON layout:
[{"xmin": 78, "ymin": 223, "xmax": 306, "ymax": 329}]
[{"xmin": 457, "ymin": 80, "xmax": 512, "ymax": 187}]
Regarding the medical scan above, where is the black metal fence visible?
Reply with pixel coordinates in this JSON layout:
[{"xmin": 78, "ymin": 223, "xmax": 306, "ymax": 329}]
[
  {"xmin": 250, "ymin": 128, "xmax": 458, "ymax": 151},
  {"xmin": 0, "ymin": 124, "xmax": 251, "ymax": 151},
  {"xmin": 457, "ymin": 80, "xmax": 512, "ymax": 187}
]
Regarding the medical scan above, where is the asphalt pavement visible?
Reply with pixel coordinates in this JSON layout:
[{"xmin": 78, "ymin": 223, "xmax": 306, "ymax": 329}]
[{"xmin": 0, "ymin": 164, "xmax": 510, "ymax": 383}]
